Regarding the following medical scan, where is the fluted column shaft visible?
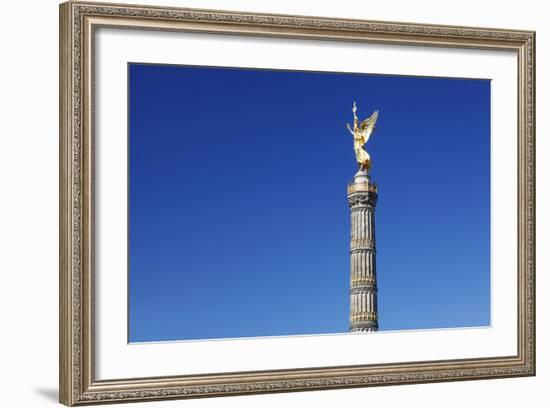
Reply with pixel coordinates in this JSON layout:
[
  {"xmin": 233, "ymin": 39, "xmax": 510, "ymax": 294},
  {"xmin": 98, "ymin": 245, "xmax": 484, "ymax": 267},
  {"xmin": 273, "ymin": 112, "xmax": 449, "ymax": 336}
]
[{"xmin": 348, "ymin": 173, "xmax": 378, "ymax": 332}]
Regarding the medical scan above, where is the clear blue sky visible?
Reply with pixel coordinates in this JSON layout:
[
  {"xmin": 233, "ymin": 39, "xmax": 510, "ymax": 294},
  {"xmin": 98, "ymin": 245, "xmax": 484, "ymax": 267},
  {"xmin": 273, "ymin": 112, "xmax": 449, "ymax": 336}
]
[{"xmin": 128, "ymin": 63, "xmax": 490, "ymax": 342}]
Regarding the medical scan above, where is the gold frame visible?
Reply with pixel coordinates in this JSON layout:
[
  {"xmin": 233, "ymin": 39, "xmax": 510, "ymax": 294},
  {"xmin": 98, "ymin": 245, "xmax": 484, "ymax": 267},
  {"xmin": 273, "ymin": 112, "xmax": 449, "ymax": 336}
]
[{"xmin": 59, "ymin": 1, "xmax": 536, "ymax": 405}]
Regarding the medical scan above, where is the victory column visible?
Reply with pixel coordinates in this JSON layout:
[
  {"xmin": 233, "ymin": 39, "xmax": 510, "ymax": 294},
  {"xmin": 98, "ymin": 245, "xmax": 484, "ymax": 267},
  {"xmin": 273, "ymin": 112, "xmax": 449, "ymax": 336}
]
[{"xmin": 346, "ymin": 102, "xmax": 380, "ymax": 332}]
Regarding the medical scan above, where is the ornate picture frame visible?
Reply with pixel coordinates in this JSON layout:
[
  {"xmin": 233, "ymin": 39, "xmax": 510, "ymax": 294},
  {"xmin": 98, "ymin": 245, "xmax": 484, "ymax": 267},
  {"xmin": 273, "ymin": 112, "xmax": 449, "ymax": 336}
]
[{"xmin": 59, "ymin": 1, "xmax": 535, "ymax": 405}]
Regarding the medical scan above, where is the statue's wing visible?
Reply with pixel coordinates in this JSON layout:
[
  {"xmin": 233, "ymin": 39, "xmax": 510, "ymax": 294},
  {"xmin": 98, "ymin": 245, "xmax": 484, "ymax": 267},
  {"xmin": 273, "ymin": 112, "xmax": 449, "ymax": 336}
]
[{"xmin": 359, "ymin": 110, "xmax": 378, "ymax": 144}]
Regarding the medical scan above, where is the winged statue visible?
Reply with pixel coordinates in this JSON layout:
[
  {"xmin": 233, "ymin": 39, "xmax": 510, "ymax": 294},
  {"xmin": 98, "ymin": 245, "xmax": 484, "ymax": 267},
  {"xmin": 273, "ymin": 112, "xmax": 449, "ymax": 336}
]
[{"xmin": 346, "ymin": 102, "xmax": 379, "ymax": 172}]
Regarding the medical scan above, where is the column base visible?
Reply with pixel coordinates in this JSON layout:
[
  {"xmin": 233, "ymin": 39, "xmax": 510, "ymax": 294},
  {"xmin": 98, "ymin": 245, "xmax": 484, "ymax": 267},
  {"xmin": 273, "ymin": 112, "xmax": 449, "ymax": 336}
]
[
  {"xmin": 350, "ymin": 319, "xmax": 378, "ymax": 331},
  {"xmin": 351, "ymin": 327, "xmax": 378, "ymax": 332}
]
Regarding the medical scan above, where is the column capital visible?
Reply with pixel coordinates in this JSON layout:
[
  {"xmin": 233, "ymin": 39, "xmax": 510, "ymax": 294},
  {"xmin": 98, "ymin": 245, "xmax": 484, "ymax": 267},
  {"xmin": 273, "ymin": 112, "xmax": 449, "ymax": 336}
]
[{"xmin": 347, "ymin": 191, "xmax": 378, "ymax": 207}]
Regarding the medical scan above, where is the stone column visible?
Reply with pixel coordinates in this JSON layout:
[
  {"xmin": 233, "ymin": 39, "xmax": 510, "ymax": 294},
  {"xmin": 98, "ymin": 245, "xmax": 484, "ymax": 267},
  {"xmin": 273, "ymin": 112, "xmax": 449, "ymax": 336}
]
[{"xmin": 348, "ymin": 170, "xmax": 378, "ymax": 332}]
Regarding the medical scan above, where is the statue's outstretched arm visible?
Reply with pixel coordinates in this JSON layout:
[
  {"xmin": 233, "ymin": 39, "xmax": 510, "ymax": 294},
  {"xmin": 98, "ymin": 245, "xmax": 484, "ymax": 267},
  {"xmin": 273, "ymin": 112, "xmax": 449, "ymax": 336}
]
[{"xmin": 346, "ymin": 123, "xmax": 355, "ymax": 136}]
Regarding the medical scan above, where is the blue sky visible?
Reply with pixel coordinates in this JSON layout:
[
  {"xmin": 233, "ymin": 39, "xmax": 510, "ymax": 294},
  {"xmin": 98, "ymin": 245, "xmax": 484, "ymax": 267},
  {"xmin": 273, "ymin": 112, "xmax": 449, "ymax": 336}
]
[{"xmin": 128, "ymin": 63, "xmax": 490, "ymax": 342}]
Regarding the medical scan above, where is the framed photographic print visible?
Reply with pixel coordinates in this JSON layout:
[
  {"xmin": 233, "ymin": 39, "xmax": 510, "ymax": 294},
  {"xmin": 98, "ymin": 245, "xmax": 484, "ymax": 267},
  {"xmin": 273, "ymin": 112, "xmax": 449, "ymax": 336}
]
[{"xmin": 59, "ymin": 1, "xmax": 536, "ymax": 405}]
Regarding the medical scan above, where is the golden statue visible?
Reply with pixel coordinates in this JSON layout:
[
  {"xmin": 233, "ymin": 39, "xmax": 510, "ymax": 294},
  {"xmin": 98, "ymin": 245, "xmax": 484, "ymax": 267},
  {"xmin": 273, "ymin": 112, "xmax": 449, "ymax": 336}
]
[{"xmin": 346, "ymin": 102, "xmax": 379, "ymax": 172}]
